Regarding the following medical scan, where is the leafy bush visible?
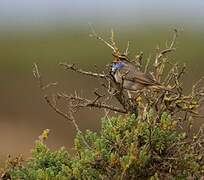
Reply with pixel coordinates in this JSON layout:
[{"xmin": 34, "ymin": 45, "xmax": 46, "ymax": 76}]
[{"xmin": 1, "ymin": 110, "xmax": 204, "ymax": 179}]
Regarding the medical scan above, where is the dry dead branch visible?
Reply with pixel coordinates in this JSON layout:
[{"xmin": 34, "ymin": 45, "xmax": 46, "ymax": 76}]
[{"xmin": 33, "ymin": 29, "xmax": 204, "ymax": 135}]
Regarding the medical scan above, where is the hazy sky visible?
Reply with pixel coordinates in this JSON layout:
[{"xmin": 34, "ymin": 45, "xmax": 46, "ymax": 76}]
[{"xmin": 0, "ymin": 0, "xmax": 203, "ymax": 30}]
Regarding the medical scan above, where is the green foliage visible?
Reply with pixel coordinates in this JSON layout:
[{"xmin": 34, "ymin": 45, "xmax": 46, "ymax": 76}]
[
  {"xmin": 3, "ymin": 142, "xmax": 72, "ymax": 180},
  {"xmin": 1, "ymin": 111, "xmax": 204, "ymax": 179}
]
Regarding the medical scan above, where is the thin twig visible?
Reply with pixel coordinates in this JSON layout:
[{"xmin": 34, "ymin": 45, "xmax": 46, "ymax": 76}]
[
  {"xmin": 60, "ymin": 63, "xmax": 106, "ymax": 79},
  {"xmin": 89, "ymin": 24, "xmax": 117, "ymax": 53},
  {"xmin": 58, "ymin": 92, "xmax": 127, "ymax": 114},
  {"xmin": 44, "ymin": 95, "xmax": 91, "ymax": 149}
]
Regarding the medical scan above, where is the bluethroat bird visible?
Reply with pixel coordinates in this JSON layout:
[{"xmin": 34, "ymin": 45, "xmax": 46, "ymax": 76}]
[{"xmin": 111, "ymin": 54, "xmax": 169, "ymax": 92}]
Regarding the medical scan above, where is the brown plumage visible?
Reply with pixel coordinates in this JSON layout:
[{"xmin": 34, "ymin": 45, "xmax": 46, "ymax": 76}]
[{"xmin": 112, "ymin": 59, "xmax": 169, "ymax": 91}]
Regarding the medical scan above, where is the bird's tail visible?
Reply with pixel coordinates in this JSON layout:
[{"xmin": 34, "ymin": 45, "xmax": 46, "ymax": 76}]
[{"xmin": 151, "ymin": 84, "xmax": 175, "ymax": 93}]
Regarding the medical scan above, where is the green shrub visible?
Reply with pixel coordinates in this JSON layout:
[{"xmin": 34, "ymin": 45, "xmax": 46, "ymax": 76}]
[{"xmin": 1, "ymin": 110, "xmax": 204, "ymax": 179}]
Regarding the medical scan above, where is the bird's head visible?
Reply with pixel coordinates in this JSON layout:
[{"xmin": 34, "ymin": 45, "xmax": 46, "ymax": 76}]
[
  {"xmin": 112, "ymin": 53, "xmax": 128, "ymax": 62},
  {"xmin": 111, "ymin": 61, "xmax": 125, "ymax": 73}
]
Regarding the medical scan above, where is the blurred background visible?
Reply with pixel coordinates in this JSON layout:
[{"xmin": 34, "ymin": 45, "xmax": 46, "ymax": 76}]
[{"xmin": 0, "ymin": 0, "xmax": 204, "ymax": 165}]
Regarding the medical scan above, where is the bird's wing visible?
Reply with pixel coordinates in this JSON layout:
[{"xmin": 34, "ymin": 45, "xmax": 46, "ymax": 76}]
[{"xmin": 127, "ymin": 73, "xmax": 158, "ymax": 85}]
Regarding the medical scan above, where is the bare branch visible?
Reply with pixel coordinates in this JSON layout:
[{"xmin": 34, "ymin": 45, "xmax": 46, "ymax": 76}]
[
  {"xmin": 159, "ymin": 48, "xmax": 176, "ymax": 57},
  {"xmin": 33, "ymin": 63, "xmax": 57, "ymax": 90},
  {"xmin": 169, "ymin": 29, "xmax": 178, "ymax": 49},
  {"xmin": 60, "ymin": 62, "xmax": 106, "ymax": 79},
  {"xmin": 110, "ymin": 29, "xmax": 119, "ymax": 52},
  {"xmin": 124, "ymin": 41, "xmax": 130, "ymax": 56},
  {"xmin": 89, "ymin": 24, "xmax": 118, "ymax": 53},
  {"xmin": 132, "ymin": 51, "xmax": 143, "ymax": 69},
  {"xmin": 33, "ymin": 63, "xmax": 91, "ymax": 148},
  {"xmin": 57, "ymin": 92, "xmax": 127, "ymax": 114},
  {"xmin": 33, "ymin": 63, "xmax": 43, "ymax": 89},
  {"xmin": 44, "ymin": 95, "xmax": 91, "ymax": 149},
  {"xmin": 44, "ymin": 95, "xmax": 73, "ymax": 122},
  {"xmin": 144, "ymin": 55, "xmax": 151, "ymax": 73}
]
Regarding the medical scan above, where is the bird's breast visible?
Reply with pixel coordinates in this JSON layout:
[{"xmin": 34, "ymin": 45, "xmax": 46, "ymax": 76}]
[{"xmin": 114, "ymin": 71, "xmax": 126, "ymax": 83}]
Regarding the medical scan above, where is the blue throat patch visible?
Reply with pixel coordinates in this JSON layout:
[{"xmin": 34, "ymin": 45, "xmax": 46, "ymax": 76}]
[{"xmin": 112, "ymin": 62, "xmax": 125, "ymax": 73}]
